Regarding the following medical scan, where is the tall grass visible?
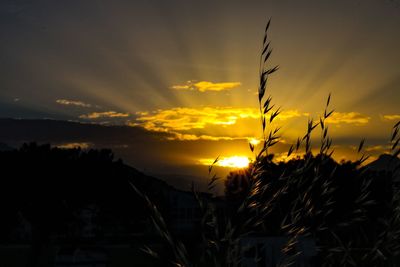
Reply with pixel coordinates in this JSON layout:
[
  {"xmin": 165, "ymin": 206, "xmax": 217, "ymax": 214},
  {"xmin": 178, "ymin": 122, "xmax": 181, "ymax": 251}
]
[{"xmin": 133, "ymin": 19, "xmax": 400, "ymax": 267}]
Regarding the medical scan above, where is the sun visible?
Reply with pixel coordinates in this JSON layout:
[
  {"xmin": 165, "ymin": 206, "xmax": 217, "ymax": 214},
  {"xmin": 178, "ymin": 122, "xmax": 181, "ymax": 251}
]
[
  {"xmin": 199, "ymin": 156, "xmax": 251, "ymax": 168},
  {"xmin": 218, "ymin": 156, "xmax": 250, "ymax": 168}
]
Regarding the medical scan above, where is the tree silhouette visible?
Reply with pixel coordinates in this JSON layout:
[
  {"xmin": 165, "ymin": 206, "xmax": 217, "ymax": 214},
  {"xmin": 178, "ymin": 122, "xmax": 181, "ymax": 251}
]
[
  {"xmin": 0, "ymin": 143, "xmax": 170, "ymax": 267},
  {"xmin": 223, "ymin": 153, "xmax": 395, "ymax": 265}
]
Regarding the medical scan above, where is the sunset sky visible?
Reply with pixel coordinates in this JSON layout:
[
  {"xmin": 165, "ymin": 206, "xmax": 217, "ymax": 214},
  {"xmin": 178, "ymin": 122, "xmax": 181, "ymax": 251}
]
[{"xmin": 1, "ymin": 0, "xmax": 399, "ymax": 182}]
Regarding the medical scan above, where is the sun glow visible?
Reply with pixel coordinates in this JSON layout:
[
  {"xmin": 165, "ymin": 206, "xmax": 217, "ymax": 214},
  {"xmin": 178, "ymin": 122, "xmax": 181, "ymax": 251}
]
[
  {"xmin": 200, "ymin": 156, "xmax": 250, "ymax": 168},
  {"xmin": 249, "ymin": 138, "xmax": 261, "ymax": 146},
  {"xmin": 219, "ymin": 156, "xmax": 250, "ymax": 168}
]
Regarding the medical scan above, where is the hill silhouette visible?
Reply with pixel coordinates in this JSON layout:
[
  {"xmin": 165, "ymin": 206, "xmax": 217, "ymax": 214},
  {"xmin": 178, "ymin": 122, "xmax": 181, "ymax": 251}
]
[
  {"xmin": 0, "ymin": 118, "xmax": 167, "ymax": 145},
  {"xmin": 0, "ymin": 143, "xmax": 173, "ymax": 266},
  {"xmin": 0, "ymin": 118, "xmax": 210, "ymax": 191}
]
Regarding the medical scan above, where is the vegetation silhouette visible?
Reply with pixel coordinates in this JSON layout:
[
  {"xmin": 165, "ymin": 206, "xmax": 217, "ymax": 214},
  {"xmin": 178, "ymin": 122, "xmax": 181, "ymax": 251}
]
[
  {"xmin": 224, "ymin": 154, "xmax": 396, "ymax": 265},
  {"xmin": 0, "ymin": 142, "xmax": 171, "ymax": 267}
]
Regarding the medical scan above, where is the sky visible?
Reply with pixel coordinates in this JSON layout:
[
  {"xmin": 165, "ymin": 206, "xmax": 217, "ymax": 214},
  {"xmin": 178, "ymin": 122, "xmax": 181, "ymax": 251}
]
[{"xmin": 0, "ymin": 0, "xmax": 399, "ymax": 183}]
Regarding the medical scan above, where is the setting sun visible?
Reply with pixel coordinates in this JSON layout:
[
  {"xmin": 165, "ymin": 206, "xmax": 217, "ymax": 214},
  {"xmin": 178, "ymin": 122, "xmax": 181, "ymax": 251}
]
[
  {"xmin": 200, "ymin": 156, "xmax": 250, "ymax": 168},
  {"xmin": 219, "ymin": 156, "xmax": 250, "ymax": 168}
]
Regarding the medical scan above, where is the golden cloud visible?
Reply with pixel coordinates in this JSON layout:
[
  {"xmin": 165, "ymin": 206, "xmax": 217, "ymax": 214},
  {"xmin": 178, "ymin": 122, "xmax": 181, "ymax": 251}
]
[
  {"xmin": 56, "ymin": 99, "xmax": 91, "ymax": 108},
  {"xmin": 365, "ymin": 145, "xmax": 386, "ymax": 152},
  {"xmin": 382, "ymin": 114, "xmax": 400, "ymax": 121},
  {"xmin": 135, "ymin": 107, "xmax": 259, "ymax": 132},
  {"xmin": 277, "ymin": 110, "xmax": 309, "ymax": 120},
  {"xmin": 325, "ymin": 112, "xmax": 370, "ymax": 125},
  {"xmin": 171, "ymin": 80, "xmax": 241, "ymax": 92},
  {"xmin": 274, "ymin": 152, "xmax": 304, "ymax": 163},
  {"xmin": 133, "ymin": 107, "xmax": 306, "ymax": 140},
  {"xmin": 79, "ymin": 111, "xmax": 130, "ymax": 119},
  {"xmin": 170, "ymin": 133, "xmax": 236, "ymax": 141}
]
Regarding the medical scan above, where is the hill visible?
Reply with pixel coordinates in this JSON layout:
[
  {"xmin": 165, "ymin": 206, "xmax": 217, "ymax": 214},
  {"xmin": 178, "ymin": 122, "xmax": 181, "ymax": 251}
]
[{"xmin": 0, "ymin": 118, "xmax": 203, "ymax": 190}]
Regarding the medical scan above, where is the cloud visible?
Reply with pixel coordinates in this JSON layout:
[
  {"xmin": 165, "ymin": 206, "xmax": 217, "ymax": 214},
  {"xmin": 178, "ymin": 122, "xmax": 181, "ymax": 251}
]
[
  {"xmin": 365, "ymin": 145, "xmax": 386, "ymax": 152},
  {"xmin": 56, "ymin": 99, "xmax": 92, "ymax": 108},
  {"xmin": 135, "ymin": 107, "xmax": 258, "ymax": 132},
  {"xmin": 133, "ymin": 107, "xmax": 307, "ymax": 140},
  {"xmin": 79, "ymin": 111, "xmax": 130, "ymax": 119},
  {"xmin": 171, "ymin": 81, "xmax": 241, "ymax": 92},
  {"xmin": 325, "ymin": 112, "xmax": 370, "ymax": 125},
  {"xmin": 274, "ymin": 152, "xmax": 304, "ymax": 163},
  {"xmin": 171, "ymin": 133, "xmax": 236, "ymax": 141},
  {"xmin": 382, "ymin": 114, "xmax": 400, "ymax": 121},
  {"xmin": 276, "ymin": 110, "xmax": 309, "ymax": 120}
]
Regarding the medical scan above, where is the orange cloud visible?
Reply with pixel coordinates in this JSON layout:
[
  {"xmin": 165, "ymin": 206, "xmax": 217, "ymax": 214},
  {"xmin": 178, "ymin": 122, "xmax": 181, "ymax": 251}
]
[
  {"xmin": 325, "ymin": 112, "xmax": 370, "ymax": 125},
  {"xmin": 171, "ymin": 80, "xmax": 241, "ymax": 92},
  {"xmin": 133, "ymin": 107, "xmax": 306, "ymax": 140},
  {"xmin": 365, "ymin": 145, "xmax": 387, "ymax": 152},
  {"xmin": 79, "ymin": 111, "xmax": 130, "ymax": 119},
  {"xmin": 134, "ymin": 107, "xmax": 258, "ymax": 131},
  {"xmin": 169, "ymin": 133, "xmax": 237, "ymax": 141},
  {"xmin": 276, "ymin": 110, "xmax": 309, "ymax": 120},
  {"xmin": 382, "ymin": 114, "xmax": 400, "ymax": 121}
]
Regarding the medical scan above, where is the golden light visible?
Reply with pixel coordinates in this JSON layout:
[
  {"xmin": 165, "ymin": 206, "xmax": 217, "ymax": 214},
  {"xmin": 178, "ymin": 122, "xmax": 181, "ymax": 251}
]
[
  {"xmin": 249, "ymin": 138, "xmax": 261, "ymax": 146},
  {"xmin": 219, "ymin": 156, "xmax": 250, "ymax": 168},
  {"xmin": 199, "ymin": 156, "xmax": 250, "ymax": 168}
]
